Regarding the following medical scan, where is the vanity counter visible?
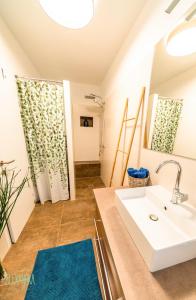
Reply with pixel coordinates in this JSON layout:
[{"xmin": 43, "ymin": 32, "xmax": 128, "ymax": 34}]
[{"xmin": 94, "ymin": 187, "xmax": 196, "ymax": 300}]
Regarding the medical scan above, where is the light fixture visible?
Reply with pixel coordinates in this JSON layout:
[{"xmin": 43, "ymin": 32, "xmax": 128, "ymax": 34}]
[
  {"xmin": 39, "ymin": 0, "xmax": 94, "ymax": 29},
  {"xmin": 166, "ymin": 18, "xmax": 196, "ymax": 56}
]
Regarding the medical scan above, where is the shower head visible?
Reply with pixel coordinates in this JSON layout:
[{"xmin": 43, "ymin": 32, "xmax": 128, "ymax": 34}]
[
  {"xmin": 85, "ymin": 93, "xmax": 101, "ymax": 99},
  {"xmin": 84, "ymin": 93, "xmax": 105, "ymax": 108},
  {"xmin": 85, "ymin": 95, "xmax": 95, "ymax": 100}
]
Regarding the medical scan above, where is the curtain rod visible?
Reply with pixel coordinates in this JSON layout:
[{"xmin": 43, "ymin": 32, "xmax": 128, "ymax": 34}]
[
  {"xmin": 158, "ymin": 96, "xmax": 183, "ymax": 101},
  {"xmin": 15, "ymin": 75, "xmax": 63, "ymax": 85}
]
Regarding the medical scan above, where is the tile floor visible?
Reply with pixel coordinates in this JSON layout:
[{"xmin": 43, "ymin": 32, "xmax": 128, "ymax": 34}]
[
  {"xmin": 0, "ymin": 177, "xmax": 104, "ymax": 300},
  {"xmin": 75, "ymin": 162, "xmax": 100, "ymax": 178}
]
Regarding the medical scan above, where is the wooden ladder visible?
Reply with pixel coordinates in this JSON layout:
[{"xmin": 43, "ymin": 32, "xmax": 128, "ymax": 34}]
[{"xmin": 109, "ymin": 87, "xmax": 146, "ymax": 187}]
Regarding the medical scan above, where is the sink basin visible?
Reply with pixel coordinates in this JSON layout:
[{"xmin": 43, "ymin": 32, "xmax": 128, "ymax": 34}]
[{"xmin": 115, "ymin": 185, "xmax": 196, "ymax": 272}]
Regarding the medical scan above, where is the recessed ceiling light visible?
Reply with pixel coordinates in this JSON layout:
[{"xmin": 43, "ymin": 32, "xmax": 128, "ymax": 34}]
[
  {"xmin": 166, "ymin": 18, "xmax": 196, "ymax": 56},
  {"xmin": 39, "ymin": 0, "xmax": 94, "ymax": 29}
]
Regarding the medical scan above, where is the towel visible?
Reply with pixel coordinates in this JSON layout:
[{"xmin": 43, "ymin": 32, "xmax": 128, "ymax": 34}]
[{"xmin": 127, "ymin": 167, "xmax": 149, "ymax": 179}]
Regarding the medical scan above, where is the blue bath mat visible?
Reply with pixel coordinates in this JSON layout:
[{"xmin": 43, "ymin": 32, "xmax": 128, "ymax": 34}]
[{"xmin": 25, "ymin": 239, "xmax": 102, "ymax": 300}]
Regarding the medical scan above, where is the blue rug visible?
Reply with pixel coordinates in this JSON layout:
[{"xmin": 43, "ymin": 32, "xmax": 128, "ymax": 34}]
[{"xmin": 25, "ymin": 239, "xmax": 102, "ymax": 300}]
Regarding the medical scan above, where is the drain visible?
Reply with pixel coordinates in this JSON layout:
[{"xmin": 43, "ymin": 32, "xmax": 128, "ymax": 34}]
[{"xmin": 149, "ymin": 214, "xmax": 159, "ymax": 221}]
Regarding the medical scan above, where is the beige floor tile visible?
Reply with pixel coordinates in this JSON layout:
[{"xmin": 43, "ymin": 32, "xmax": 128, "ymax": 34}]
[
  {"xmin": 61, "ymin": 201, "xmax": 96, "ymax": 224},
  {"xmin": 0, "ymin": 283, "xmax": 27, "ymax": 300},
  {"xmin": 25, "ymin": 203, "xmax": 64, "ymax": 229},
  {"xmin": 58, "ymin": 219, "xmax": 96, "ymax": 244}
]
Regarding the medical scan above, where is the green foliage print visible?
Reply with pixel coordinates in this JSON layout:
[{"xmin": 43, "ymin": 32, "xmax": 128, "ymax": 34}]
[
  {"xmin": 16, "ymin": 79, "xmax": 68, "ymax": 189},
  {"xmin": 151, "ymin": 97, "xmax": 183, "ymax": 154}
]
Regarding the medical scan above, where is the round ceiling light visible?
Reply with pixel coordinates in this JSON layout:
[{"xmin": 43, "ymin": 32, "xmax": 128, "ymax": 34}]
[
  {"xmin": 39, "ymin": 0, "xmax": 94, "ymax": 29},
  {"xmin": 166, "ymin": 18, "xmax": 196, "ymax": 56}
]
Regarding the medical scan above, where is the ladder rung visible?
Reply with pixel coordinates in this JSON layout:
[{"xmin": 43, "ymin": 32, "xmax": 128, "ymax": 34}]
[
  {"xmin": 123, "ymin": 117, "xmax": 136, "ymax": 122},
  {"xmin": 117, "ymin": 149, "xmax": 128, "ymax": 155},
  {"xmin": 109, "ymin": 87, "xmax": 145, "ymax": 187}
]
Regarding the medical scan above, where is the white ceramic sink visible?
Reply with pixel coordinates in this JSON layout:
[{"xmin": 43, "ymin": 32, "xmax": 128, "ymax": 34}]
[{"xmin": 115, "ymin": 185, "xmax": 196, "ymax": 272}]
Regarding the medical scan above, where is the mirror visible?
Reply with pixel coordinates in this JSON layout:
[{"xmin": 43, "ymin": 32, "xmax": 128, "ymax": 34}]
[{"xmin": 144, "ymin": 30, "xmax": 196, "ymax": 160}]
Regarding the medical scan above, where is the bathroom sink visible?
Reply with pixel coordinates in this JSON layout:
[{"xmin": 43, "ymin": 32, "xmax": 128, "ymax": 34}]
[{"xmin": 115, "ymin": 185, "xmax": 196, "ymax": 272}]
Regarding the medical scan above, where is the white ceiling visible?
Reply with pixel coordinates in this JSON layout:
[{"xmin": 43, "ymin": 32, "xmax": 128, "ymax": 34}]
[
  {"xmin": 0, "ymin": 0, "xmax": 146, "ymax": 84},
  {"xmin": 151, "ymin": 35, "xmax": 196, "ymax": 90}
]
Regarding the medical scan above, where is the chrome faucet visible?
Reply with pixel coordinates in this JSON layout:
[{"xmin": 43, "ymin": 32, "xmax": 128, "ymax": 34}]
[{"xmin": 155, "ymin": 160, "xmax": 188, "ymax": 204}]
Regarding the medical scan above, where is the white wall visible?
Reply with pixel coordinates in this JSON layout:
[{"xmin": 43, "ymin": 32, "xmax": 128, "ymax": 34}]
[
  {"xmin": 0, "ymin": 17, "xmax": 39, "ymax": 259},
  {"xmin": 63, "ymin": 81, "xmax": 76, "ymax": 200},
  {"xmin": 154, "ymin": 65, "xmax": 196, "ymax": 159},
  {"xmin": 100, "ymin": 0, "xmax": 196, "ymax": 206},
  {"xmin": 70, "ymin": 82, "xmax": 102, "ymax": 162}
]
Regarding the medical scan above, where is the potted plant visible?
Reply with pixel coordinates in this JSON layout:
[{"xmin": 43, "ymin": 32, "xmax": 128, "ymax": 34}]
[{"xmin": 0, "ymin": 163, "xmax": 29, "ymax": 280}]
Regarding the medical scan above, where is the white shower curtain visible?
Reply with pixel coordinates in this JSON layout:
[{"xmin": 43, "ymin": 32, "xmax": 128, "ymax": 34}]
[
  {"xmin": 35, "ymin": 170, "xmax": 69, "ymax": 204},
  {"xmin": 16, "ymin": 79, "xmax": 69, "ymax": 203}
]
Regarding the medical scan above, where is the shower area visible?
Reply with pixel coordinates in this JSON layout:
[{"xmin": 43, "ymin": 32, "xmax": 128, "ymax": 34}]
[
  {"xmin": 16, "ymin": 77, "xmax": 75, "ymax": 204},
  {"xmin": 70, "ymin": 82, "xmax": 104, "ymax": 180},
  {"xmin": 15, "ymin": 77, "xmax": 103, "ymax": 204}
]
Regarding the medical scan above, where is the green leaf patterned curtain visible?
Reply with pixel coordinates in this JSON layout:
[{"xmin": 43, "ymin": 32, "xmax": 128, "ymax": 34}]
[
  {"xmin": 16, "ymin": 79, "xmax": 69, "ymax": 203},
  {"xmin": 151, "ymin": 97, "xmax": 183, "ymax": 154}
]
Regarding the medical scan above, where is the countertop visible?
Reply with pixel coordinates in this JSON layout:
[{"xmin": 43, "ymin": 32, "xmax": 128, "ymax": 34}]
[{"xmin": 94, "ymin": 187, "xmax": 196, "ymax": 300}]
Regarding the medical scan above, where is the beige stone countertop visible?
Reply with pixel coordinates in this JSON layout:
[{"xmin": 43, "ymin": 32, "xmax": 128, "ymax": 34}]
[{"xmin": 94, "ymin": 187, "xmax": 196, "ymax": 300}]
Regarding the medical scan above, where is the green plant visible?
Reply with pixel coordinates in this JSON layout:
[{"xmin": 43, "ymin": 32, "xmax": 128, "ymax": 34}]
[
  {"xmin": 0, "ymin": 262, "xmax": 4, "ymax": 279},
  {"xmin": 0, "ymin": 165, "xmax": 29, "ymax": 280}
]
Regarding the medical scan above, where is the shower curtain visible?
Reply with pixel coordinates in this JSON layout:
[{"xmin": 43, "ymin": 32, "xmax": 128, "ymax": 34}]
[
  {"xmin": 151, "ymin": 96, "xmax": 183, "ymax": 154},
  {"xmin": 16, "ymin": 79, "xmax": 69, "ymax": 203}
]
